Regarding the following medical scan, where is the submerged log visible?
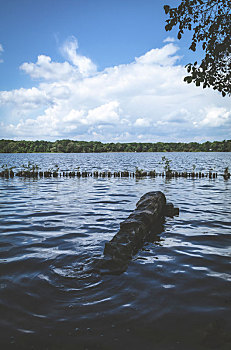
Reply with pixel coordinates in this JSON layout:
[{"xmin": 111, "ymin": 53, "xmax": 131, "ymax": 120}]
[{"xmin": 94, "ymin": 191, "xmax": 179, "ymax": 275}]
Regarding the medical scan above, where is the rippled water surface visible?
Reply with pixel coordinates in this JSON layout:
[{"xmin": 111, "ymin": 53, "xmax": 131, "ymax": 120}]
[{"xmin": 0, "ymin": 153, "xmax": 231, "ymax": 350}]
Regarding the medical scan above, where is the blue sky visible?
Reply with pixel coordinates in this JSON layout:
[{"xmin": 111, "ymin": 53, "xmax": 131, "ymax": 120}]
[{"xmin": 0, "ymin": 0, "xmax": 230, "ymax": 142}]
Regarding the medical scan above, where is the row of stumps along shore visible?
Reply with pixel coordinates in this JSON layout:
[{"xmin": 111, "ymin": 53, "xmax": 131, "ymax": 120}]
[{"xmin": 0, "ymin": 169, "xmax": 230, "ymax": 180}]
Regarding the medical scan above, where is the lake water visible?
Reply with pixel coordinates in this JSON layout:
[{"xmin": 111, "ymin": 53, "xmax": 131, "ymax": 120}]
[{"xmin": 0, "ymin": 153, "xmax": 231, "ymax": 350}]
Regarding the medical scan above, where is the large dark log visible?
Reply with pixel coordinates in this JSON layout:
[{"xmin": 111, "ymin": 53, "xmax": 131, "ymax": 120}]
[{"xmin": 94, "ymin": 191, "xmax": 179, "ymax": 275}]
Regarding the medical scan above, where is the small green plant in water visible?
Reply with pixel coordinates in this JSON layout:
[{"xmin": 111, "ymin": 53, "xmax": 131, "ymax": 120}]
[
  {"xmin": 22, "ymin": 162, "xmax": 39, "ymax": 172},
  {"xmin": 162, "ymin": 156, "xmax": 172, "ymax": 176},
  {"xmin": 135, "ymin": 167, "xmax": 144, "ymax": 177},
  {"xmin": 53, "ymin": 164, "xmax": 59, "ymax": 172}
]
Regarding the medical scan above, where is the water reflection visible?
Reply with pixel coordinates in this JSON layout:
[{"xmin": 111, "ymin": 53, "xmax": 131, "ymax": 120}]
[{"xmin": 0, "ymin": 153, "xmax": 231, "ymax": 349}]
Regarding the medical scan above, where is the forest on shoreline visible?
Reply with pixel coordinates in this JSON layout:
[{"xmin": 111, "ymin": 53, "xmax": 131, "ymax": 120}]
[{"xmin": 0, "ymin": 139, "xmax": 231, "ymax": 153}]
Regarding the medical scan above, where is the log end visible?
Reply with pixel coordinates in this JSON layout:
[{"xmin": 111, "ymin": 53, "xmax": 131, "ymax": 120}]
[
  {"xmin": 164, "ymin": 202, "xmax": 180, "ymax": 217},
  {"xmin": 94, "ymin": 191, "xmax": 179, "ymax": 275}
]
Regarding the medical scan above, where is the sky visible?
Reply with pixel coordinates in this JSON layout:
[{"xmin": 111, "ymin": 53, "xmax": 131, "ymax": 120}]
[{"xmin": 0, "ymin": 0, "xmax": 230, "ymax": 143}]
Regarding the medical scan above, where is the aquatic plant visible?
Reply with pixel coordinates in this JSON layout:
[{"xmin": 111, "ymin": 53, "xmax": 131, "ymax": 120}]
[
  {"xmin": 22, "ymin": 161, "xmax": 40, "ymax": 172},
  {"xmin": 135, "ymin": 167, "xmax": 145, "ymax": 177},
  {"xmin": 223, "ymin": 166, "xmax": 230, "ymax": 180},
  {"xmin": 162, "ymin": 156, "xmax": 172, "ymax": 176}
]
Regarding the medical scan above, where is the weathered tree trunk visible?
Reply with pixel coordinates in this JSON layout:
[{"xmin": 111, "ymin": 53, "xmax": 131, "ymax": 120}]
[{"xmin": 94, "ymin": 191, "xmax": 179, "ymax": 275}]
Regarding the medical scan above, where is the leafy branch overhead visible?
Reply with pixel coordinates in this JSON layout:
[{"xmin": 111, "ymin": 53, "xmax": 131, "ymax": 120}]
[{"xmin": 164, "ymin": 0, "xmax": 231, "ymax": 96}]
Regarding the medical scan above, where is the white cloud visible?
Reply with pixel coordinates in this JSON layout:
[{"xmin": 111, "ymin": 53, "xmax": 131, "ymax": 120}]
[
  {"xmin": 134, "ymin": 118, "xmax": 150, "ymax": 127},
  {"xmin": 135, "ymin": 43, "xmax": 180, "ymax": 66},
  {"xmin": 83, "ymin": 101, "xmax": 120, "ymax": 125},
  {"xmin": 61, "ymin": 36, "xmax": 97, "ymax": 77},
  {"xmin": 163, "ymin": 37, "xmax": 176, "ymax": 43},
  {"xmin": 0, "ymin": 43, "xmax": 4, "ymax": 63},
  {"xmin": 20, "ymin": 55, "xmax": 78, "ymax": 81},
  {"xmin": 195, "ymin": 107, "xmax": 231, "ymax": 127},
  {"xmin": 0, "ymin": 37, "xmax": 230, "ymax": 142},
  {"xmin": 63, "ymin": 101, "xmax": 120, "ymax": 126},
  {"xmin": 63, "ymin": 109, "xmax": 85, "ymax": 123},
  {"xmin": 20, "ymin": 37, "xmax": 97, "ymax": 81},
  {"xmin": 0, "ymin": 87, "xmax": 49, "ymax": 109}
]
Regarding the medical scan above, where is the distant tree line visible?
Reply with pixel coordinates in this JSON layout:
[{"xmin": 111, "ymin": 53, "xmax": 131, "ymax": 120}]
[{"xmin": 0, "ymin": 139, "xmax": 231, "ymax": 153}]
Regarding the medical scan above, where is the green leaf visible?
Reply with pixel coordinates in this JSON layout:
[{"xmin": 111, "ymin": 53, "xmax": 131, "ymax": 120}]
[
  {"xmin": 163, "ymin": 0, "xmax": 231, "ymax": 97},
  {"xmin": 163, "ymin": 5, "xmax": 170, "ymax": 14},
  {"xmin": 165, "ymin": 24, "xmax": 171, "ymax": 31},
  {"xmin": 189, "ymin": 42, "xmax": 196, "ymax": 52},
  {"xmin": 184, "ymin": 76, "xmax": 193, "ymax": 83}
]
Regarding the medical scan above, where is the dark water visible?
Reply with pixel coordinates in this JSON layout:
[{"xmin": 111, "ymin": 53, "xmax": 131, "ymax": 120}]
[{"xmin": 0, "ymin": 153, "xmax": 231, "ymax": 350}]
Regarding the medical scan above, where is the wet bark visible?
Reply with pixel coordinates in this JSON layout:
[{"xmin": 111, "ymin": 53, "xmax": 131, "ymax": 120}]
[{"xmin": 94, "ymin": 191, "xmax": 179, "ymax": 275}]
